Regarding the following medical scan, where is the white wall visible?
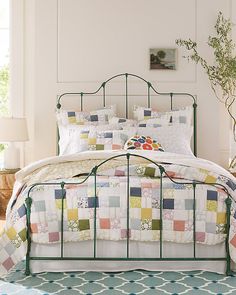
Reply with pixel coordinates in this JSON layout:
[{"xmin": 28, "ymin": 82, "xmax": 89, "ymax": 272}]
[{"xmin": 18, "ymin": 0, "xmax": 233, "ymax": 167}]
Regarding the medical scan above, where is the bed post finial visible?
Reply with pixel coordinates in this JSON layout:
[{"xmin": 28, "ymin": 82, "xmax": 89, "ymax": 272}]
[{"xmin": 159, "ymin": 165, "xmax": 165, "ymax": 175}]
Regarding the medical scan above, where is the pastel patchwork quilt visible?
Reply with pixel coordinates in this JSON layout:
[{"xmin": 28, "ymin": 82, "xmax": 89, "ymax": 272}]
[{"xmin": 0, "ymin": 150, "xmax": 235, "ymax": 276}]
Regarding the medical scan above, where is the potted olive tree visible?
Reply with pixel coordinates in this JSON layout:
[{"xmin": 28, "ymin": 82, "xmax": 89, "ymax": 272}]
[{"xmin": 176, "ymin": 12, "xmax": 236, "ymax": 172}]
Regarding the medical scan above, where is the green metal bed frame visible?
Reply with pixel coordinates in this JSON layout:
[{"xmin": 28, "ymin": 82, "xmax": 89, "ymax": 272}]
[{"xmin": 25, "ymin": 73, "xmax": 233, "ymax": 275}]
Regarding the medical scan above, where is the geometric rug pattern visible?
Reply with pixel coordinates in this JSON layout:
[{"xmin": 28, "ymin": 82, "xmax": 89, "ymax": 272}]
[{"xmin": 0, "ymin": 262, "xmax": 236, "ymax": 294}]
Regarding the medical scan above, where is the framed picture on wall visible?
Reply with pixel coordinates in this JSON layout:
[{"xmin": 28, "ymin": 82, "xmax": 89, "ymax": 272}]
[{"xmin": 150, "ymin": 48, "xmax": 177, "ymax": 70}]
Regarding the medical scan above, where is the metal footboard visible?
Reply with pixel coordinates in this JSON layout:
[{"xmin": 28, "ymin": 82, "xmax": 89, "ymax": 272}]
[{"xmin": 25, "ymin": 153, "xmax": 233, "ymax": 275}]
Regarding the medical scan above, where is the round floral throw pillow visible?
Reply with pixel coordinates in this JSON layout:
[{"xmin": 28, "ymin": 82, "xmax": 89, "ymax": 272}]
[{"xmin": 124, "ymin": 135, "xmax": 164, "ymax": 151}]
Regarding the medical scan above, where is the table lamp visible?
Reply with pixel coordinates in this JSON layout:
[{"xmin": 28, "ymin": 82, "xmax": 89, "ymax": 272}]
[{"xmin": 0, "ymin": 117, "xmax": 29, "ymax": 169}]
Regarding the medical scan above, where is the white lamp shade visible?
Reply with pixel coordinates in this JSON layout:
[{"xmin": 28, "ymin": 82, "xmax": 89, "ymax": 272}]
[{"xmin": 0, "ymin": 117, "xmax": 29, "ymax": 142}]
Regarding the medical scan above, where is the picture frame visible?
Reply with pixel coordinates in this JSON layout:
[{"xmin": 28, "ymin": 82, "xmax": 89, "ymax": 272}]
[{"xmin": 150, "ymin": 48, "xmax": 177, "ymax": 70}]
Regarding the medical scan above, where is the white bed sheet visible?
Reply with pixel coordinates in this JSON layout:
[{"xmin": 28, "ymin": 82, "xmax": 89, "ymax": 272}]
[{"xmin": 31, "ymin": 240, "xmax": 231, "ymax": 274}]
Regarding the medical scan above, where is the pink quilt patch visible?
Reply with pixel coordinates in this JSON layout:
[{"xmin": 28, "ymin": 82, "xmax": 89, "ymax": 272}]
[
  {"xmin": 3, "ymin": 257, "xmax": 14, "ymax": 271},
  {"xmin": 49, "ymin": 232, "xmax": 60, "ymax": 242},
  {"xmin": 230, "ymin": 234, "xmax": 236, "ymax": 247}
]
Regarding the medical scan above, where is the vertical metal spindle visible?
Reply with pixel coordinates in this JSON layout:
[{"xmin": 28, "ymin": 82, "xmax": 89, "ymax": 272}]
[
  {"xmin": 25, "ymin": 193, "xmax": 33, "ymax": 276},
  {"xmin": 125, "ymin": 73, "xmax": 128, "ymax": 118},
  {"xmin": 225, "ymin": 196, "xmax": 232, "ymax": 275},
  {"xmin": 170, "ymin": 93, "xmax": 173, "ymax": 110},
  {"xmin": 159, "ymin": 166, "xmax": 165, "ymax": 259},
  {"xmin": 126, "ymin": 153, "xmax": 130, "ymax": 258},
  {"xmin": 93, "ymin": 167, "xmax": 98, "ymax": 258},
  {"xmin": 60, "ymin": 182, "xmax": 65, "ymax": 258},
  {"xmin": 193, "ymin": 183, "xmax": 196, "ymax": 258},
  {"xmin": 193, "ymin": 102, "xmax": 197, "ymax": 156},
  {"xmin": 57, "ymin": 126, "xmax": 60, "ymax": 156},
  {"xmin": 102, "ymin": 82, "xmax": 106, "ymax": 107},
  {"xmin": 147, "ymin": 82, "xmax": 151, "ymax": 108},
  {"xmin": 80, "ymin": 93, "xmax": 83, "ymax": 111}
]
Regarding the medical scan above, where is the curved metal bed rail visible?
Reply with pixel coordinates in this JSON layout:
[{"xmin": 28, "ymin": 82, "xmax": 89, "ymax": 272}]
[
  {"xmin": 56, "ymin": 73, "xmax": 197, "ymax": 156},
  {"xmin": 25, "ymin": 153, "xmax": 233, "ymax": 276},
  {"xmin": 57, "ymin": 73, "xmax": 196, "ymax": 108}
]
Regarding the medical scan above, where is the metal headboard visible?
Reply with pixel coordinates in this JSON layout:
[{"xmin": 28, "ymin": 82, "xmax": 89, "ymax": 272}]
[{"xmin": 57, "ymin": 73, "xmax": 197, "ymax": 155}]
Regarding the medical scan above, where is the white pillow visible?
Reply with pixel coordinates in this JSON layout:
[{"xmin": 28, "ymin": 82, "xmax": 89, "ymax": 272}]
[
  {"xmin": 137, "ymin": 124, "xmax": 194, "ymax": 156},
  {"xmin": 88, "ymin": 129, "xmax": 135, "ymax": 151},
  {"xmin": 58, "ymin": 124, "xmax": 121, "ymax": 155},
  {"xmin": 57, "ymin": 105, "xmax": 116, "ymax": 126},
  {"xmin": 134, "ymin": 105, "xmax": 192, "ymax": 126},
  {"xmin": 109, "ymin": 117, "xmax": 137, "ymax": 128}
]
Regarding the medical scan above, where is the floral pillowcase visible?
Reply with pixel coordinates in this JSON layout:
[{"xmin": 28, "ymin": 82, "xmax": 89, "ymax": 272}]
[{"xmin": 124, "ymin": 135, "xmax": 164, "ymax": 152}]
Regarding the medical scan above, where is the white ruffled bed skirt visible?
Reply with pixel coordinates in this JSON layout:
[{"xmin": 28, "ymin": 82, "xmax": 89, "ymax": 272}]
[{"xmin": 30, "ymin": 240, "xmax": 232, "ymax": 274}]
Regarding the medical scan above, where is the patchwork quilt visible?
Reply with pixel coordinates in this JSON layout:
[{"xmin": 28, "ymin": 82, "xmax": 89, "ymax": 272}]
[{"xmin": 0, "ymin": 150, "xmax": 235, "ymax": 276}]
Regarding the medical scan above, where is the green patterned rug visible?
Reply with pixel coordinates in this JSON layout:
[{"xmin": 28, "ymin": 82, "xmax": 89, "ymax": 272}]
[{"xmin": 0, "ymin": 262, "xmax": 236, "ymax": 294}]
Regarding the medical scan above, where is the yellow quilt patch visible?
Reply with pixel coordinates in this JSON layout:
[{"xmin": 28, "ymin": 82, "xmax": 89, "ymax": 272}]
[
  {"xmin": 88, "ymin": 138, "xmax": 96, "ymax": 145},
  {"xmin": 56, "ymin": 199, "xmax": 67, "ymax": 210},
  {"xmin": 68, "ymin": 209, "xmax": 78, "ymax": 220},
  {"xmin": 130, "ymin": 197, "xmax": 141, "ymax": 208},
  {"xmin": 141, "ymin": 208, "xmax": 152, "ymax": 219},
  {"xmin": 68, "ymin": 117, "xmax": 76, "ymax": 124},
  {"xmin": 80, "ymin": 133, "xmax": 89, "ymax": 139},
  {"xmin": 207, "ymin": 200, "xmax": 217, "ymax": 212},
  {"xmin": 205, "ymin": 175, "xmax": 217, "ymax": 183},
  {"xmin": 6, "ymin": 227, "xmax": 17, "ymax": 240},
  {"xmin": 217, "ymin": 212, "xmax": 226, "ymax": 224}
]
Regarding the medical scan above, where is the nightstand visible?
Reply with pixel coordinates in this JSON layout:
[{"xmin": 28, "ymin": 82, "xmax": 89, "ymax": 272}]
[{"xmin": 0, "ymin": 169, "xmax": 19, "ymax": 220}]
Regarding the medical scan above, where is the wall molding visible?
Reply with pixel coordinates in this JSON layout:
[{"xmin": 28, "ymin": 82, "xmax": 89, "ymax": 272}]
[{"xmin": 56, "ymin": 0, "xmax": 197, "ymax": 84}]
